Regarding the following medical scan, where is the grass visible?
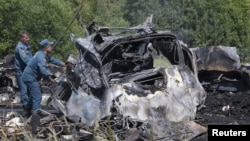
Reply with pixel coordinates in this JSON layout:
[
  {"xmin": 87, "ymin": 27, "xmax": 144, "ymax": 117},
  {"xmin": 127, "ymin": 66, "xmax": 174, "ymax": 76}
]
[{"xmin": 153, "ymin": 57, "xmax": 171, "ymax": 67}]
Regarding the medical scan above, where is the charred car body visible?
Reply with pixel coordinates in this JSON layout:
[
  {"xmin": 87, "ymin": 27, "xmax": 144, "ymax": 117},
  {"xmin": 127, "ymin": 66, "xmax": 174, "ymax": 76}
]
[
  {"xmin": 191, "ymin": 46, "xmax": 250, "ymax": 127},
  {"xmin": 48, "ymin": 16, "xmax": 207, "ymax": 140},
  {"xmin": 191, "ymin": 46, "xmax": 250, "ymax": 93},
  {"xmin": 0, "ymin": 55, "xmax": 18, "ymax": 106}
]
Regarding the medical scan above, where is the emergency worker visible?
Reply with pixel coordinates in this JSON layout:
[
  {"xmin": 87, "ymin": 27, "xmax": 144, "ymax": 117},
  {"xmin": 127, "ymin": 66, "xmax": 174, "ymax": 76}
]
[
  {"xmin": 22, "ymin": 39, "xmax": 66, "ymax": 116},
  {"xmin": 14, "ymin": 30, "xmax": 33, "ymax": 117}
]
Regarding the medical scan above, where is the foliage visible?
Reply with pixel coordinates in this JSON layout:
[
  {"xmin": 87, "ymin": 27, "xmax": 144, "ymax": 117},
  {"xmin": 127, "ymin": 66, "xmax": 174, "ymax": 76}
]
[
  {"xmin": 123, "ymin": 0, "xmax": 250, "ymax": 62},
  {"xmin": 0, "ymin": 0, "xmax": 250, "ymax": 62},
  {"xmin": 0, "ymin": 0, "xmax": 81, "ymax": 60}
]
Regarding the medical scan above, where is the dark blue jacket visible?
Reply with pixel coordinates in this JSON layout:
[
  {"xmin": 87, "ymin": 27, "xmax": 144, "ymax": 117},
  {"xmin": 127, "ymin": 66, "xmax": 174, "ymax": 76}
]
[
  {"xmin": 14, "ymin": 41, "xmax": 32, "ymax": 72},
  {"xmin": 22, "ymin": 50, "xmax": 63, "ymax": 82}
]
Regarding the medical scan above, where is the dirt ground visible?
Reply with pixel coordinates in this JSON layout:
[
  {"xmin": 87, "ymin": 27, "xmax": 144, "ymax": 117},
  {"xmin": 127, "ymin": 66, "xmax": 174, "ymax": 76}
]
[
  {"xmin": 188, "ymin": 90, "xmax": 250, "ymax": 141},
  {"xmin": 196, "ymin": 90, "xmax": 250, "ymax": 125}
]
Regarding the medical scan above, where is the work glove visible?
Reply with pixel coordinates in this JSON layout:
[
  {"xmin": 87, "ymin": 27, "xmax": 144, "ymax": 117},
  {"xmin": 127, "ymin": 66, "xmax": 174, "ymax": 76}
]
[
  {"xmin": 51, "ymin": 74, "xmax": 57, "ymax": 79},
  {"xmin": 50, "ymin": 74, "xmax": 61, "ymax": 84}
]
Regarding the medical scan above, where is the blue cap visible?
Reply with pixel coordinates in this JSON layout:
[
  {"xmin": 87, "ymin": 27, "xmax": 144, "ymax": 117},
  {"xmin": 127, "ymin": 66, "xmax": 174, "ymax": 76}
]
[{"xmin": 39, "ymin": 39, "xmax": 54, "ymax": 49}]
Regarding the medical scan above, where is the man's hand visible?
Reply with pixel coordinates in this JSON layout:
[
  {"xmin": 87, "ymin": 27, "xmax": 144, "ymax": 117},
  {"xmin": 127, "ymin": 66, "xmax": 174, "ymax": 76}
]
[
  {"xmin": 62, "ymin": 62, "xmax": 67, "ymax": 67},
  {"xmin": 49, "ymin": 77, "xmax": 55, "ymax": 84}
]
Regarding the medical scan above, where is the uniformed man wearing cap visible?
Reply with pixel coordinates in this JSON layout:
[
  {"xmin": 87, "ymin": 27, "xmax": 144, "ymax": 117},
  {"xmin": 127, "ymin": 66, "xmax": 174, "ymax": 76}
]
[{"xmin": 22, "ymin": 38, "xmax": 66, "ymax": 117}]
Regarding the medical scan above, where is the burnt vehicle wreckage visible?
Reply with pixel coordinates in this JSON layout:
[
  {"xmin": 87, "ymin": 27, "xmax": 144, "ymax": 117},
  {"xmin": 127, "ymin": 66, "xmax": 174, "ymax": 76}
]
[{"xmin": 0, "ymin": 16, "xmax": 250, "ymax": 140}]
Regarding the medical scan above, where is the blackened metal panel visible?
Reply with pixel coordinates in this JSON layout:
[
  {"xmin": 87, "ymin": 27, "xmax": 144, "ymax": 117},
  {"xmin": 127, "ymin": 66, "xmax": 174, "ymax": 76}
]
[{"xmin": 191, "ymin": 46, "xmax": 241, "ymax": 71}]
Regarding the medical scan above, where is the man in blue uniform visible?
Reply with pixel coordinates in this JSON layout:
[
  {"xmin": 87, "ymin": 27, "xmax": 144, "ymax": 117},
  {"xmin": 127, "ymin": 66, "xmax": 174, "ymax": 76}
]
[
  {"xmin": 22, "ymin": 38, "xmax": 66, "ymax": 116},
  {"xmin": 14, "ymin": 30, "xmax": 33, "ymax": 117}
]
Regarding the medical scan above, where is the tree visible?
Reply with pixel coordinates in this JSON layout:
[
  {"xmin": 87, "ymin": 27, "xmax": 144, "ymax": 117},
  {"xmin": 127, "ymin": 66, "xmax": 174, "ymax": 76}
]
[
  {"xmin": 0, "ymin": 0, "xmax": 81, "ymax": 60},
  {"xmin": 1, "ymin": 0, "xmax": 250, "ymax": 62},
  {"xmin": 74, "ymin": 0, "xmax": 129, "ymax": 33}
]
